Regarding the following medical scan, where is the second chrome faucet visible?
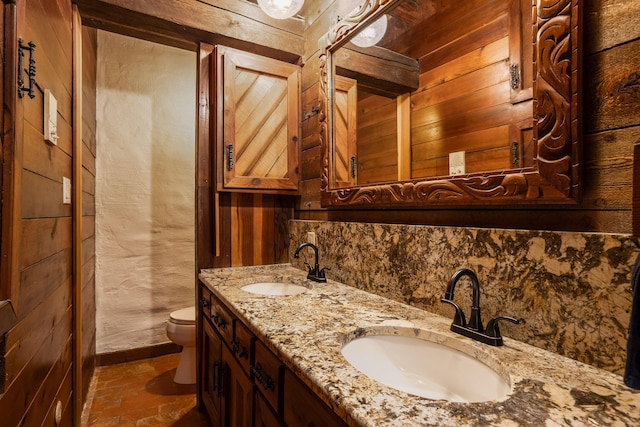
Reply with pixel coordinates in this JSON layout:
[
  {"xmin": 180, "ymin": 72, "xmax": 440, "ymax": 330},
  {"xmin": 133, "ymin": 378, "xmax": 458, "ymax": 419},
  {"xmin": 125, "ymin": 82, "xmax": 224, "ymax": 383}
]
[{"xmin": 441, "ymin": 268, "xmax": 519, "ymax": 346}]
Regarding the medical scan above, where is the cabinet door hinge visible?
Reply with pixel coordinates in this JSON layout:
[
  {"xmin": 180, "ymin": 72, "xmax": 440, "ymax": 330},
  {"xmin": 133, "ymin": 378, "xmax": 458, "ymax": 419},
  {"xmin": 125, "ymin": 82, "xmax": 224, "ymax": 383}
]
[
  {"xmin": 511, "ymin": 141, "xmax": 519, "ymax": 166},
  {"xmin": 510, "ymin": 64, "xmax": 520, "ymax": 90},
  {"xmin": 350, "ymin": 156, "xmax": 357, "ymax": 178},
  {"xmin": 226, "ymin": 144, "xmax": 234, "ymax": 171}
]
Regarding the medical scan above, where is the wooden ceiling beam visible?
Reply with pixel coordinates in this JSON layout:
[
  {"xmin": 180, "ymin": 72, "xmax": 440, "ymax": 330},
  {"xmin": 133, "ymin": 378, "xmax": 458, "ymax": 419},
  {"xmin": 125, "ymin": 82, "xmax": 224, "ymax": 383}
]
[{"xmin": 74, "ymin": 0, "xmax": 305, "ymax": 63}]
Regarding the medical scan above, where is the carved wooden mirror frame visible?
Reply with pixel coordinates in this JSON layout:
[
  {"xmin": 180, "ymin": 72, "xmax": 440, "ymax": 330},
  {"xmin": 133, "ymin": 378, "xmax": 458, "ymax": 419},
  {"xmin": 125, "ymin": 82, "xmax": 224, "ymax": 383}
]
[{"xmin": 319, "ymin": 0, "xmax": 582, "ymax": 207}]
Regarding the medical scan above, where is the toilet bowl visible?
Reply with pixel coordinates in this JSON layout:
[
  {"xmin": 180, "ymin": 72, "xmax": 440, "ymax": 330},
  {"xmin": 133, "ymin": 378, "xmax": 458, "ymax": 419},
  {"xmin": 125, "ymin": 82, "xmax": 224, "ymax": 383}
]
[{"xmin": 166, "ymin": 306, "xmax": 196, "ymax": 384}]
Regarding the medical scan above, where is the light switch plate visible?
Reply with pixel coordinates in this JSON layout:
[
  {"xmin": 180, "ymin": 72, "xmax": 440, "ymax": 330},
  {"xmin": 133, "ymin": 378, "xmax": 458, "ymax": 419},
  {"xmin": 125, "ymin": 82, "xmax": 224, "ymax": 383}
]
[
  {"xmin": 44, "ymin": 89, "xmax": 58, "ymax": 145},
  {"xmin": 63, "ymin": 177, "xmax": 71, "ymax": 204},
  {"xmin": 449, "ymin": 151, "xmax": 466, "ymax": 176}
]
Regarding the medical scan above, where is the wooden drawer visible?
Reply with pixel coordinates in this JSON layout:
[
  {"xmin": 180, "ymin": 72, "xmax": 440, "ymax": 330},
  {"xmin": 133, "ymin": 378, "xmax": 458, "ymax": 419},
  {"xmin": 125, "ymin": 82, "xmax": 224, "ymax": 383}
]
[
  {"xmin": 210, "ymin": 294, "xmax": 234, "ymax": 345},
  {"xmin": 252, "ymin": 341, "xmax": 283, "ymax": 414},
  {"xmin": 283, "ymin": 369, "xmax": 347, "ymax": 427},
  {"xmin": 232, "ymin": 320, "xmax": 254, "ymax": 377},
  {"xmin": 200, "ymin": 283, "xmax": 212, "ymax": 318}
]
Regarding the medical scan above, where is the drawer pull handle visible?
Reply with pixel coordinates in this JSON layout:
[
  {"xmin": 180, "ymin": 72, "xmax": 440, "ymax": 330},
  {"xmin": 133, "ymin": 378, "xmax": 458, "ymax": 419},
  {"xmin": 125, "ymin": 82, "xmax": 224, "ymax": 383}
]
[
  {"xmin": 212, "ymin": 314, "xmax": 227, "ymax": 329},
  {"xmin": 199, "ymin": 297, "xmax": 209, "ymax": 308},
  {"xmin": 251, "ymin": 363, "xmax": 275, "ymax": 391},
  {"xmin": 231, "ymin": 339, "xmax": 248, "ymax": 359}
]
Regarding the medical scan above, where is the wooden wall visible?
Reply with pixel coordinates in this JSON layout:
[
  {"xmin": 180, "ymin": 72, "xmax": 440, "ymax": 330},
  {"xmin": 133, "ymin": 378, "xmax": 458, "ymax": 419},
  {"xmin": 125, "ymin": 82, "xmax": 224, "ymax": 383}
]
[
  {"xmin": 0, "ymin": 0, "xmax": 77, "ymax": 425},
  {"xmin": 298, "ymin": 0, "xmax": 640, "ymax": 235}
]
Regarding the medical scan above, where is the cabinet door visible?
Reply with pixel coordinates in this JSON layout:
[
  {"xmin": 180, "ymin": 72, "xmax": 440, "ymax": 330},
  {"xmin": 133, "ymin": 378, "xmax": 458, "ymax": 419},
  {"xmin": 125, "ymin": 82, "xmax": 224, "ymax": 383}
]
[
  {"xmin": 283, "ymin": 370, "xmax": 348, "ymax": 427},
  {"xmin": 254, "ymin": 391, "xmax": 282, "ymax": 427},
  {"xmin": 222, "ymin": 344, "xmax": 253, "ymax": 427},
  {"xmin": 215, "ymin": 45, "xmax": 300, "ymax": 193},
  {"xmin": 333, "ymin": 75, "xmax": 358, "ymax": 189},
  {"xmin": 201, "ymin": 319, "xmax": 223, "ymax": 426}
]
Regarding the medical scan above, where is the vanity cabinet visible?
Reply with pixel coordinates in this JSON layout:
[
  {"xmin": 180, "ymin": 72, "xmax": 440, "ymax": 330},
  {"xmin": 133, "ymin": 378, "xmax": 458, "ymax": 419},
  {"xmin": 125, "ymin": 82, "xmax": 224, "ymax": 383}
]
[
  {"xmin": 215, "ymin": 45, "xmax": 301, "ymax": 194},
  {"xmin": 199, "ymin": 282, "xmax": 348, "ymax": 427}
]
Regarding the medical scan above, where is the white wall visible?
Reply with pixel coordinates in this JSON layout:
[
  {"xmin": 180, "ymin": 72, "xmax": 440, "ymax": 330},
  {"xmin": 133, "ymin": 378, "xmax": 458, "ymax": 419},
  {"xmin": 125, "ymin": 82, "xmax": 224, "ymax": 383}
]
[{"xmin": 95, "ymin": 31, "xmax": 196, "ymax": 354}]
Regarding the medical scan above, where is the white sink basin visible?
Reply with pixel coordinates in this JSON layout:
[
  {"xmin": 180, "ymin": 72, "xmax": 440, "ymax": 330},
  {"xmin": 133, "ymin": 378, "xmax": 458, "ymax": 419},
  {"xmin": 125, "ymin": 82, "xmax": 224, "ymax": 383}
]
[
  {"xmin": 240, "ymin": 282, "xmax": 308, "ymax": 296},
  {"xmin": 341, "ymin": 333, "xmax": 511, "ymax": 403}
]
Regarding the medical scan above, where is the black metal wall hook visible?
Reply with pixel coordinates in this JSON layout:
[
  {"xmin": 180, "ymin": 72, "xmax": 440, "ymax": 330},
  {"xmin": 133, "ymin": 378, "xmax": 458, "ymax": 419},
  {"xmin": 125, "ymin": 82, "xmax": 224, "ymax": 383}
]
[{"xmin": 18, "ymin": 38, "xmax": 37, "ymax": 99}]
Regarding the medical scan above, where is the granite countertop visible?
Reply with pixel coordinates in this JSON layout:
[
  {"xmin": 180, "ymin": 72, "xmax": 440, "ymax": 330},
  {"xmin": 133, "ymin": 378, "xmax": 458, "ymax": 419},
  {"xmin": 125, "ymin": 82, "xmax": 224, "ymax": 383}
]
[{"xmin": 199, "ymin": 264, "xmax": 640, "ymax": 427}]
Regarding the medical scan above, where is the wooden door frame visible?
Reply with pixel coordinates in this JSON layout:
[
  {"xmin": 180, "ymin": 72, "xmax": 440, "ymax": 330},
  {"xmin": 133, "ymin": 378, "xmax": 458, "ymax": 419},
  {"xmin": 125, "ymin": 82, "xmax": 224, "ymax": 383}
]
[
  {"xmin": 0, "ymin": 0, "xmax": 19, "ymax": 340},
  {"xmin": 72, "ymin": 5, "xmax": 84, "ymax": 424}
]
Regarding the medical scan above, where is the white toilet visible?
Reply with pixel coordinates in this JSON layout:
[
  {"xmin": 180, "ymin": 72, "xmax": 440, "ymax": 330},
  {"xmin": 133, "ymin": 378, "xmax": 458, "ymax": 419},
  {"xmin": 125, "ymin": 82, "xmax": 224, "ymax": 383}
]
[{"xmin": 166, "ymin": 306, "xmax": 196, "ymax": 384}]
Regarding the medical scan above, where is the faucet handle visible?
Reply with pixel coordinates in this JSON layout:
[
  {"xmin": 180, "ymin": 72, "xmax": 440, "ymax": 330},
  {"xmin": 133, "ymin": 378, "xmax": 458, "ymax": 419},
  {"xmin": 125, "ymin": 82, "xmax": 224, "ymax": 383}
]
[
  {"xmin": 303, "ymin": 262, "xmax": 314, "ymax": 274},
  {"xmin": 440, "ymin": 299, "xmax": 467, "ymax": 327},
  {"xmin": 485, "ymin": 316, "xmax": 520, "ymax": 338},
  {"xmin": 318, "ymin": 266, "xmax": 330, "ymax": 279}
]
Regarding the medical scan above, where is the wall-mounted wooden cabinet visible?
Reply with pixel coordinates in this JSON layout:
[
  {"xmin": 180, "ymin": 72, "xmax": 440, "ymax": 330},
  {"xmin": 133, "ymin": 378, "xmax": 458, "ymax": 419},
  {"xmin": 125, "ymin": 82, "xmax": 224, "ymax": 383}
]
[{"xmin": 215, "ymin": 46, "xmax": 301, "ymax": 194}]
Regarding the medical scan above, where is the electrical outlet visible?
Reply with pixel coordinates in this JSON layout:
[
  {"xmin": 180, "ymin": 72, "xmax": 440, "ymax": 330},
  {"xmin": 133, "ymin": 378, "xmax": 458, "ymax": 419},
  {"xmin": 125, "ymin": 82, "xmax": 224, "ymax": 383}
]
[
  {"xmin": 449, "ymin": 151, "xmax": 466, "ymax": 176},
  {"xmin": 306, "ymin": 232, "xmax": 316, "ymax": 246}
]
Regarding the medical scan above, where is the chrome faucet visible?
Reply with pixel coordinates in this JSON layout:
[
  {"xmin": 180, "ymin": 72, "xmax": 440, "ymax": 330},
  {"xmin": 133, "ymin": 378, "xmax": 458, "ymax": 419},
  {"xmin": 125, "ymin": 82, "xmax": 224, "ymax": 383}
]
[
  {"xmin": 294, "ymin": 242, "xmax": 329, "ymax": 283},
  {"xmin": 441, "ymin": 268, "xmax": 519, "ymax": 346}
]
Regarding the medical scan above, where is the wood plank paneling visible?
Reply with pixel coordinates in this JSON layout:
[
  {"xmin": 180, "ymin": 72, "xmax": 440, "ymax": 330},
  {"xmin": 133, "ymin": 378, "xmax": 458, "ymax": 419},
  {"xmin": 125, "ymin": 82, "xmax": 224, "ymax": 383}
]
[
  {"xmin": 18, "ymin": 336, "xmax": 73, "ymax": 427},
  {"xmin": 584, "ymin": 39, "xmax": 640, "ymax": 133},
  {"xmin": 1, "ymin": 307, "xmax": 73, "ymax": 427},
  {"xmin": 229, "ymin": 193, "xmax": 293, "ymax": 267},
  {"xmin": 19, "ymin": 218, "xmax": 71, "ymax": 270},
  {"xmin": 0, "ymin": 0, "xmax": 80, "ymax": 423}
]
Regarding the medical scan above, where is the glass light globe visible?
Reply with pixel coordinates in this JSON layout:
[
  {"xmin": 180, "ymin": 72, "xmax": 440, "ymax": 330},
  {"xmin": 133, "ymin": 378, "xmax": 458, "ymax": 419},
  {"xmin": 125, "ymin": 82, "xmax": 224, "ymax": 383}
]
[
  {"xmin": 257, "ymin": 0, "xmax": 304, "ymax": 19},
  {"xmin": 352, "ymin": 15, "xmax": 388, "ymax": 48}
]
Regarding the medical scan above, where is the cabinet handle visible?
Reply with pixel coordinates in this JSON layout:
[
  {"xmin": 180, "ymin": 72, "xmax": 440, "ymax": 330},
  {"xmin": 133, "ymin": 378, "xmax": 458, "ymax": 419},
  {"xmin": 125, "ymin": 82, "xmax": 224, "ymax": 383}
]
[
  {"xmin": 213, "ymin": 362, "xmax": 222, "ymax": 396},
  {"xmin": 251, "ymin": 363, "xmax": 275, "ymax": 391},
  {"xmin": 199, "ymin": 297, "xmax": 209, "ymax": 308},
  {"xmin": 213, "ymin": 362, "xmax": 225, "ymax": 396},
  {"xmin": 231, "ymin": 339, "xmax": 248, "ymax": 359},
  {"xmin": 219, "ymin": 364, "xmax": 226, "ymax": 395}
]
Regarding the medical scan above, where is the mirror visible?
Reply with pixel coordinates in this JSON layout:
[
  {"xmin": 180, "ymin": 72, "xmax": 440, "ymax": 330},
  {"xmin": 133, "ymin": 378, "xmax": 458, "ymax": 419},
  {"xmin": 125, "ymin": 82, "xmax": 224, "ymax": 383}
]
[{"xmin": 319, "ymin": 0, "xmax": 581, "ymax": 207}]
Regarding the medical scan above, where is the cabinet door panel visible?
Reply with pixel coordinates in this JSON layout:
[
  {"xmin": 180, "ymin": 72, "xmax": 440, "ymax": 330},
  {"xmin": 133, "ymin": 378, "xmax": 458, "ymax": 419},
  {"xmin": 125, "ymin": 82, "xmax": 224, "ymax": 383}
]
[
  {"xmin": 201, "ymin": 318, "xmax": 223, "ymax": 425},
  {"xmin": 254, "ymin": 391, "xmax": 282, "ymax": 427},
  {"xmin": 216, "ymin": 45, "xmax": 300, "ymax": 193},
  {"xmin": 222, "ymin": 344, "xmax": 253, "ymax": 427}
]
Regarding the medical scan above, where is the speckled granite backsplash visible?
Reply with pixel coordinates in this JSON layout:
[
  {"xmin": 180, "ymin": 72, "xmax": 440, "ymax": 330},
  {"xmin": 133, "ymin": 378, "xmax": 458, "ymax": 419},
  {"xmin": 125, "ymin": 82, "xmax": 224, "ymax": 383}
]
[{"xmin": 289, "ymin": 220, "xmax": 639, "ymax": 375}]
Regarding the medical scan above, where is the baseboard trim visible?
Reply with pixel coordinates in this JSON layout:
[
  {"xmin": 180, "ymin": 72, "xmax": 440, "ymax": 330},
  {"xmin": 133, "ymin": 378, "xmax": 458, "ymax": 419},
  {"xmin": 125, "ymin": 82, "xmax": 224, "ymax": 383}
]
[{"xmin": 96, "ymin": 342, "xmax": 181, "ymax": 367}]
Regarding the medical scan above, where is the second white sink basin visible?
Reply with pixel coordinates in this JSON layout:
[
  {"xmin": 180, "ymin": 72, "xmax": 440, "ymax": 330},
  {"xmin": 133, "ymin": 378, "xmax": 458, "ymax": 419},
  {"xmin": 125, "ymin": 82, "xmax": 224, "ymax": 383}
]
[
  {"xmin": 341, "ymin": 332, "xmax": 511, "ymax": 403},
  {"xmin": 241, "ymin": 282, "xmax": 309, "ymax": 296}
]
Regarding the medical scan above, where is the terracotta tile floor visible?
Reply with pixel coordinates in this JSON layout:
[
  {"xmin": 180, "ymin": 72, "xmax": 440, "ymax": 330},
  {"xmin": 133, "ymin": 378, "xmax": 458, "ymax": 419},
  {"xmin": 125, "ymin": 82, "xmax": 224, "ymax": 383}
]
[{"xmin": 82, "ymin": 353, "xmax": 211, "ymax": 426}]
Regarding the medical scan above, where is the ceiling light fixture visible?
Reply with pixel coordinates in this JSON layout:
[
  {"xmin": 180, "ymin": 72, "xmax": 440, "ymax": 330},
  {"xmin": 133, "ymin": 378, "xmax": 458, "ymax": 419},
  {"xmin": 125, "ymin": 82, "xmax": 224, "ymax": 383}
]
[
  {"xmin": 351, "ymin": 15, "xmax": 388, "ymax": 48},
  {"xmin": 257, "ymin": 0, "xmax": 304, "ymax": 19}
]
